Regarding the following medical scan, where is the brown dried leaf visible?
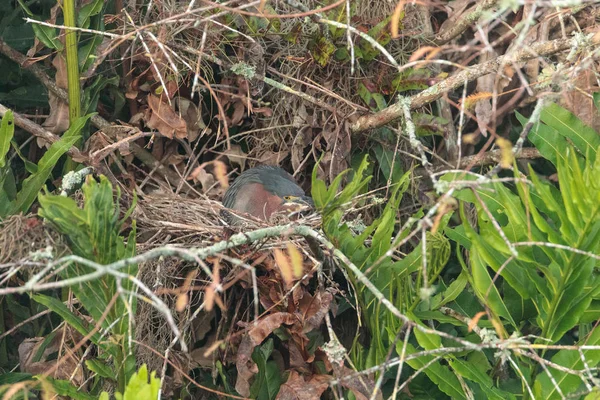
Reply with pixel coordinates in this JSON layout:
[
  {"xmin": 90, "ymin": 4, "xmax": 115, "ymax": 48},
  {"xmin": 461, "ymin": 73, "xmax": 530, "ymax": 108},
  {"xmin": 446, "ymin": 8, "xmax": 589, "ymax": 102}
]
[
  {"xmin": 189, "ymin": 165, "xmax": 216, "ymax": 192},
  {"xmin": 559, "ymin": 68, "xmax": 600, "ymax": 132},
  {"xmin": 224, "ymin": 144, "xmax": 247, "ymax": 172},
  {"xmin": 231, "ymin": 101, "xmax": 246, "ymax": 126},
  {"xmin": 336, "ymin": 365, "xmax": 382, "ymax": 400},
  {"xmin": 18, "ymin": 333, "xmax": 85, "ymax": 387},
  {"xmin": 298, "ymin": 291, "xmax": 333, "ymax": 333},
  {"xmin": 236, "ymin": 312, "xmax": 296, "ymax": 396},
  {"xmin": 213, "ymin": 160, "xmax": 229, "ymax": 189},
  {"xmin": 274, "ymin": 248, "xmax": 293, "ymax": 286},
  {"xmin": 145, "ymin": 94, "xmax": 188, "ymax": 139},
  {"xmin": 42, "ymin": 55, "xmax": 70, "ymax": 134},
  {"xmin": 258, "ymin": 149, "xmax": 290, "ymax": 166},
  {"xmin": 288, "ymin": 340, "xmax": 310, "ymax": 369},
  {"xmin": 176, "ymin": 97, "xmax": 206, "ymax": 142},
  {"xmin": 286, "ymin": 243, "xmax": 304, "ymax": 280},
  {"xmin": 276, "ymin": 372, "xmax": 330, "ymax": 400},
  {"xmin": 291, "ymin": 128, "xmax": 313, "ymax": 172},
  {"xmin": 175, "ymin": 292, "xmax": 189, "ymax": 312}
]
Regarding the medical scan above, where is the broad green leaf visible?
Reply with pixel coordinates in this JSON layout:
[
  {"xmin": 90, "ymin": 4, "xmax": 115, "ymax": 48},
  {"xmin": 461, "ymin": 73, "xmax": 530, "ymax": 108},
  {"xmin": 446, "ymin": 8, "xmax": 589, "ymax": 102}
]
[
  {"xmin": 11, "ymin": 114, "xmax": 91, "ymax": 214},
  {"xmin": 400, "ymin": 342, "xmax": 466, "ymax": 399},
  {"xmin": 449, "ymin": 359, "xmax": 507, "ymax": 400},
  {"xmin": 534, "ymin": 325, "xmax": 600, "ymax": 399},
  {"xmin": 430, "ymin": 271, "xmax": 468, "ymax": 310},
  {"xmin": 250, "ymin": 339, "xmax": 281, "ymax": 400},
  {"xmin": 0, "ymin": 109, "xmax": 14, "ymax": 167},
  {"xmin": 31, "ymin": 294, "xmax": 101, "ymax": 345},
  {"xmin": 31, "ymin": 24, "xmax": 64, "ymax": 50},
  {"xmin": 86, "ymin": 359, "xmax": 116, "ymax": 380},
  {"xmin": 115, "ymin": 365, "xmax": 160, "ymax": 400},
  {"xmin": 516, "ymin": 112, "xmax": 571, "ymax": 168},
  {"xmin": 38, "ymin": 378, "xmax": 96, "ymax": 400},
  {"xmin": 77, "ymin": 0, "xmax": 103, "ymax": 28},
  {"xmin": 373, "ymin": 141, "xmax": 404, "ymax": 182},
  {"xmin": 540, "ymin": 102, "xmax": 600, "ymax": 164}
]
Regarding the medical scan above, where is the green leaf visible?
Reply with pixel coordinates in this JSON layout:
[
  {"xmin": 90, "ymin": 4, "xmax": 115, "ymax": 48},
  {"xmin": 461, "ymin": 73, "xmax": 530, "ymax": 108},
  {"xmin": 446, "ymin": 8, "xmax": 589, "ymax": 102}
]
[
  {"xmin": 449, "ymin": 359, "xmax": 508, "ymax": 400},
  {"xmin": 516, "ymin": 112, "xmax": 570, "ymax": 168},
  {"xmin": 540, "ymin": 102, "xmax": 600, "ymax": 164},
  {"xmin": 10, "ymin": 114, "xmax": 91, "ymax": 214},
  {"xmin": 373, "ymin": 140, "xmax": 404, "ymax": 182},
  {"xmin": 31, "ymin": 24, "xmax": 64, "ymax": 50},
  {"xmin": 309, "ymin": 36, "xmax": 335, "ymax": 67},
  {"xmin": 534, "ymin": 325, "xmax": 600, "ymax": 399},
  {"xmin": 0, "ymin": 110, "xmax": 14, "ymax": 167},
  {"xmin": 31, "ymin": 294, "xmax": 102, "ymax": 345},
  {"xmin": 0, "ymin": 372, "xmax": 31, "ymax": 385},
  {"xmin": 400, "ymin": 342, "xmax": 466, "ymax": 399},
  {"xmin": 430, "ymin": 271, "xmax": 468, "ymax": 310},
  {"xmin": 77, "ymin": 0, "xmax": 103, "ymax": 28},
  {"xmin": 39, "ymin": 378, "xmax": 96, "ymax": 400},
  {"xmin": 115, "ymin": 365, "xmax": 160, "ymax": 400},
  {"xmin": 250, "ymin": 339, "xmax": 281, "ymax": 400},
  {"xmin": 86, "ymin": 359, "xmax": 116, "ymax": 380}
]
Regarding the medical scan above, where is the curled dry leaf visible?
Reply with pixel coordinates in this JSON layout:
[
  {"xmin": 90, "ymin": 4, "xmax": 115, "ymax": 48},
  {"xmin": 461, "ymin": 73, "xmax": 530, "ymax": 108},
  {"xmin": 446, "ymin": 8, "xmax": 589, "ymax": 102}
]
[
  {"xmin": 224, "ymin": 144, "xmax": 247, "ymax": 172},
  {"xmin": 335, "ymin": 365, "xmax": 382, "ymax": 400},
  {"xmin": 258, "ymin": 149, "xmax": 290, "ymax": 166},
  {"xmin": 274, "ymin": 248, "xmax": 294, "ymax": 287},
  {"xmin": 176, "ymin": 97, "xmax": 207, "ymax": 142},
  {"xmin": 235, "ymin": 312, "xmax": 296, "ymax": 396},
  {"xmin": 276, "ymin": 371, "xmax": 331, "ymax": 400},
  {"xmin": 297, "ymin": 290, "xmax": 334, "ymax": 333},
  {"xmin": 291, "ymin": 128, "xmax": 313, "ymax": 173},
  {"xmin": 145, "ymin": 94, "xmax": 188, "ymax": 139},
  {"xmin": 42, "ymin": 55, "xmax": 70, "ymax": 135},
  {"xmin": 18, "ymin": 331, "xmax": 86, "ymax": 387},
  {"xmin": 212, "ymin": 160, "xmax": 229, "ymax": 189},
  {"xmin": 321, "ymin": 121, "xmax": 351, "ymax": 181}
]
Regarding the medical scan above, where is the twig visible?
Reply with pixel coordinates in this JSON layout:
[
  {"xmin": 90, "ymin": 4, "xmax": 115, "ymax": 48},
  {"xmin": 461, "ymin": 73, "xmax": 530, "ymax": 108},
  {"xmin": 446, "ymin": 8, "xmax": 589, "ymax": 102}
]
[
  {"xmin": 432, "ymin": 0, "xmax": 499, "ymax": 45},
  {"xmin": 350, "ymin": 32, "xmax": 600, "ymax": 133},
  {"xmin": 0, "ymin": 104, "xmax": 86, "ymax": 162}
]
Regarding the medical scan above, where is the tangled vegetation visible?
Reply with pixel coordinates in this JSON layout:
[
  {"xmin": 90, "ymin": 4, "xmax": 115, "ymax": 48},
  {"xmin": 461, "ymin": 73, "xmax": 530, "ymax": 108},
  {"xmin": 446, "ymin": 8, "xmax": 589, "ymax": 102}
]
[{"xmin": 1, "ymin": 0, "xmax": 600, "ymax": 399}]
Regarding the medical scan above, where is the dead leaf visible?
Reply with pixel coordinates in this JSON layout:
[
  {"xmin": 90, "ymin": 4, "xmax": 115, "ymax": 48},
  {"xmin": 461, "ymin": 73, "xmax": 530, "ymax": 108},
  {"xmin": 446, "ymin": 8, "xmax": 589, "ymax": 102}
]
[
  {"xmin": 274, "ymin": 248, "xmax": 294, "ymax": 287},
  {"xmin": 145, "ymin": 94, "xmax": 188, "ymax": 139},
  {"xmin": 224, "ymin": 144, "xmax": 247, "ymax": 172},
  {"xmin": 27, "ymin": 2, "xmax": 61, "ymax": 58},
  {"xmin": 276, "ymin": 372, "xmax": 330, "ymax": 400},
  {"xmin": 559, "ymin": 68, "xmax": 600, "ymax": 132},
  {"xmin": 291, "ymin": 128, "xmax": 313, "ymax": 172},
  {"xmin": 297, "ymin": 291, "xmax": 333, "ymax": 333},
  {"xmin": 231, "ymin": 101, "xmax": 246, "ymax": 126},
  {"xmin": 42, "ymin": 55, "xmax": 70, "ymax": 135},
  {"xmin": 335, "ymin": 365, "xmax": 382, "ymax": 400},
  {"xmin": 176, "ymin": 97, "xmax": 207, "ymax": 142},
  {"xmin": 18, "ymin": 331, "xmax": 86, "ymax": 388},
  {"xmin": 189, "ymin": 165, "xmax": 216, "ymax": 191},
  {"xmin": 235, "ymin": 312, "xmax": 296, "ymax": 396},
  {"xmin": 213, "ymin": 160, "xmax": 229, "ymax": 189},
  {"xmin": 258, "ymin": 149, "xmax": 290, "ymax": 166},
  {"xmin": 321, "ymin": 122, "xmax": 351, "ymax": 181},
  {"xmin": 286, "ymin": 243, "xmax": 304, "ymax": 280}
]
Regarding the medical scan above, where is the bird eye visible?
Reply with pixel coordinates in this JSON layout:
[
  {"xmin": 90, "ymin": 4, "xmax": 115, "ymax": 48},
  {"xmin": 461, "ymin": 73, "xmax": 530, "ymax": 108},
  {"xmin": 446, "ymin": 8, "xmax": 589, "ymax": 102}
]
[{"xmin": 283, "ymin": 196, "xmax": 292, "ymax": 200}]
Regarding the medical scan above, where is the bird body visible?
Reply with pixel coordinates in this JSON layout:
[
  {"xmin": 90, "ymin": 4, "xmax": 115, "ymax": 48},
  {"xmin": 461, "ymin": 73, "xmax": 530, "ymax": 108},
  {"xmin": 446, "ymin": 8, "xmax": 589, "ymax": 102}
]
[{"xmin": 222, "ymin": 165, "xmax": 313, "ymax": 222}]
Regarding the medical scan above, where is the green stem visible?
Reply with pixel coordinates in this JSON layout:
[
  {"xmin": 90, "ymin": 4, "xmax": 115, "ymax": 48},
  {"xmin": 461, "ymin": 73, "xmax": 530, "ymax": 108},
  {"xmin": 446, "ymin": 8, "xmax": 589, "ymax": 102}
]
[
  {"xmin": 61, "ymin": 0, "xmax": 81, "ymax": 173},
  {"xmin": 62, "ymin": 0, "xmax": 80, "ymax": 123}
]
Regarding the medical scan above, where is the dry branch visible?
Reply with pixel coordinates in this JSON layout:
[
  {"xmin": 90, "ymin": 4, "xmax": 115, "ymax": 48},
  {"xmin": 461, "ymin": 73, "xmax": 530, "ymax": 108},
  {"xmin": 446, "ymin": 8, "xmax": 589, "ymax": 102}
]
[{"xmin": 350, "ymin": 32, "xmax": 600, "ymax": 134}]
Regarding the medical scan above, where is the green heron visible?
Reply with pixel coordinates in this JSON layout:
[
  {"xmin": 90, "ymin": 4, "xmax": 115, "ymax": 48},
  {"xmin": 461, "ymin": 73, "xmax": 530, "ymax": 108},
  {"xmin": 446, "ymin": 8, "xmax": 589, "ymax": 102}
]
[{"xmin": 222, "ymin": 165, "xmax": 313, "ymax": 223}]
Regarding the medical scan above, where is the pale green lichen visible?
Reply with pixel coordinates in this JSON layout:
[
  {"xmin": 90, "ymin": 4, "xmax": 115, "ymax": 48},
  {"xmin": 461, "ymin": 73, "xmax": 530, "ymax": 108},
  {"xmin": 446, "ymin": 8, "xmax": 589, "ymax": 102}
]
[{"xmin": 229, "ymin": 62, "xmax": 256, "ymax": 79}]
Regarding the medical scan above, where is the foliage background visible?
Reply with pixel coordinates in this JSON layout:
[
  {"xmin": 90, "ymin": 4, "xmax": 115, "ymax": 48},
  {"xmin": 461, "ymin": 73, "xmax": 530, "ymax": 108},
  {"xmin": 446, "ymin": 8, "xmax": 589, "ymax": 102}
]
[{"xmin": 0, "ymin": 0, "xmax": 600, "ymax": 399}]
